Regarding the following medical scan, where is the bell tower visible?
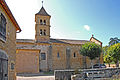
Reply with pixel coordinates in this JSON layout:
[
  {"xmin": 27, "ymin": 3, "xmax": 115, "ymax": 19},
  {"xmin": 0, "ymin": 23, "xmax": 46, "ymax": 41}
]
[{"xmin": 35, "ymin": 3, "xmax": 51, "ymax": 42}]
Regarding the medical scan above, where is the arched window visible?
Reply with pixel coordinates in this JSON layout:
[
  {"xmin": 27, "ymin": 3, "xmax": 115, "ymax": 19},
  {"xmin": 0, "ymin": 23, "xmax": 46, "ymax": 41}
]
[
  {"xmin": 40, "ymin": 29, "xmax": 42, "ymax": 35},
  {"xmin": 43, "ymin": 29, "xmax": 46, "ymax": 35},
  {"xmin": 57, "ymin": 52, "xmax": 60, "ymax": 58},
  {"xmin": 0, "ymin": 13, "xmax": 6, "ymax": 41},
  {"xmin": 40, "ymin": 19, "xmax": 42, "ymax": 25},
  {"xmin": 11, "ymin": 63, "xmax": 15, "ymax": 70},
  {"xmin": 43, "ymin": 20, "xmax": 46, "ymax": 25},
  {"xmin": 74, "ymin": 52, "xmax": 76, "ymax": 57}
]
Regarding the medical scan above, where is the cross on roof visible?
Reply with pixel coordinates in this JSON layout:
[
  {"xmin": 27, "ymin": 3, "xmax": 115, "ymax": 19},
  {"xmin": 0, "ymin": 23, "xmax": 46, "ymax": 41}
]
[{"xmin": 42, "ymin": 0, "xmax": 43, "ymax": 7}]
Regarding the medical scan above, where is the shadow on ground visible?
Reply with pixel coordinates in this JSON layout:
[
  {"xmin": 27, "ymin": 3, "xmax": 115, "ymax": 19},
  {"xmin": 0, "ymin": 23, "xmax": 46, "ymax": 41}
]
[{"xmin": 17, "ymin": 72, "xmax": 54, "ymax": 77}]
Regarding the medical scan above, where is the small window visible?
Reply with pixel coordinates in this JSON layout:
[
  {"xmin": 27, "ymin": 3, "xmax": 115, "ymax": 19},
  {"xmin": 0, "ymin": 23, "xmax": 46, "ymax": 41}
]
[
  {"xmin": 40, "ymin": 29, "xmax": 42, "ymax": 35},
  {"xmin": 44, "ymin": 29, "xmax": 46, "ymax": 35},
  {"xmin": 11, "ymin": 63, "xmax": 15, "ymax": 70},
  {"xmin": 0, "ymin": 13, "xmax": 6, "ymax": 41},
  {"xmin": 57, "ymin": 52, "xmax": 60, "ymax": 58},
  {"xmin": 74, "ymin": 52, "xmax": 76, "ymax": 57},
  {"xmin": 41, "ymin": 53, "xmax": 46, "ymax": 60},
  {"xmin": 40, "ymin": 19, "xmax": 42, "ymax": 25},
  {"xmin": 43, "ymin": 20, "xmax": 46, "ymax": 25}
]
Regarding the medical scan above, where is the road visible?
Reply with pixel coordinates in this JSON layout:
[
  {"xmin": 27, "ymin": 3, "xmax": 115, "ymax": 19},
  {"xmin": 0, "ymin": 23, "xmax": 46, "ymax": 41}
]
[{"xmin": 17, "ymin": 76, "xmax": 55, "ymax": 80}]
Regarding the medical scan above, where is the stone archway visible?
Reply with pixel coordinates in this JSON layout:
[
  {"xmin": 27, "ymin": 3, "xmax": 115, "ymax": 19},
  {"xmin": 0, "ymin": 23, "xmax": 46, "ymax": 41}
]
[{"xmin": 0, "ymin": 49, "xmax": 8, "ymax": 80}]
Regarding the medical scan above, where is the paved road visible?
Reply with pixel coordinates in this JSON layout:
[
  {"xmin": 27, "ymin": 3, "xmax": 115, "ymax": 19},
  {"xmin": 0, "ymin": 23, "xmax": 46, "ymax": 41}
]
[{"xmin": 17, "ymin": 76, "xmax": 55, "ymax": 80}]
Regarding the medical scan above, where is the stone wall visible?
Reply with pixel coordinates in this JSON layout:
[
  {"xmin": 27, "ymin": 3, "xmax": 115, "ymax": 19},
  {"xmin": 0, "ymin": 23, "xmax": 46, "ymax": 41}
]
[
  {"xmin": 55, "ymin": 68, "xmax": 120, "ymax": 80},
  {"xmin": 51, "ymin": 44, "xmax": 93, "ymax": 70},
  {"xmin": 0, "ymin": 4, "xmax": 17, "ymax": 80},
  {"xmin": 16, "ymin": 38, "xmax": 103, "ymax": 72},
  {"xmin": 16, "ymin": 42, "xmax": 101, "ymax": 73},
  {"xmin": 52, "ymin": 44, "xmax": 67, "ymax": 70},
  {"xmin": 16, "ymin": 43, "xmax": 50, "ymax": 72},
  {"xmin": 69, "ymin": 45, "xmax": 83, "ymax": 69},
  {"xmin": 16, "ymin": 49, "xmax": 40, "ymax": 73}
]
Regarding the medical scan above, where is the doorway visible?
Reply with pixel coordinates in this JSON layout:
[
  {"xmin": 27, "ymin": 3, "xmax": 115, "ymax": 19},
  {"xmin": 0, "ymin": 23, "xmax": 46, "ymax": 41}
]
[{"xmin": 0, "ymin": 50, "xmax": 8, "ymax": 80}]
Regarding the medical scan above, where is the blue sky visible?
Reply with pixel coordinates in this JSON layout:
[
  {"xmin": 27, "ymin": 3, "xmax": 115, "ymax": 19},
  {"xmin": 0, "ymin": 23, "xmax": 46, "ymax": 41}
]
[{"xmin": 6, "ymin": 0, "xmax": 120, "ymax": 46}]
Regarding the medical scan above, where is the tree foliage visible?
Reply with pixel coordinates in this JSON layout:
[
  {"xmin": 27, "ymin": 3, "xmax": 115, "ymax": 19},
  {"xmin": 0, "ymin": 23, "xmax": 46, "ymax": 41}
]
[
  {"xmin": 103, "ymin": 50, "xmax": 112, "ymax": 67},
  {"xmin": 80, "ymin": 42, "xmax": 102, "ymax": 60},
  {"xmin": 107, "ymin": 43, "xmax": 120, "ymax": 67},
  {"xmin": 103, "ymin": 46, "xmax": 108, "ymax": 55},
  {"xmin": 103, "ymin": 46, "xmax": 112, "ymax": 65}
]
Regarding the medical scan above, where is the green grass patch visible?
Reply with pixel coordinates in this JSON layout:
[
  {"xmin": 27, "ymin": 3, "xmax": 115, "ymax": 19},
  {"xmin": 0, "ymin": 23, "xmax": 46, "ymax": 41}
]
[{"xmin": 44, "ymin": 71, "xmax": 54, "ymax": 75}]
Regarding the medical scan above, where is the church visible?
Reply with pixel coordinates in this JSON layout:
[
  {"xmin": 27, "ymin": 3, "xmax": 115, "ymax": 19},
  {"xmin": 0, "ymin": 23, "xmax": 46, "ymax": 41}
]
[{"xmin": 16, "ymin": 5, "xmax": 103, "ymax": 73}]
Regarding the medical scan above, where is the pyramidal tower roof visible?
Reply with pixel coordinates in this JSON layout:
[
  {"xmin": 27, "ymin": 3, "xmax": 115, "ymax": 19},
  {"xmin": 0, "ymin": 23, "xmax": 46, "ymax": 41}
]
[{"xmin": 36, "ymin": 6, "xmax": 50, "ymax": 16}]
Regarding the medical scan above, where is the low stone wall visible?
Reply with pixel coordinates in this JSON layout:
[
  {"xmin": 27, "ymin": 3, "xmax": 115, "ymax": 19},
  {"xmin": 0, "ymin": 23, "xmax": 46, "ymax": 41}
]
[
  {"xmin": 55, "ymin": 68, "xmax": 120, "ymax": 80},
  {"xmin": 55, "ymin": 70, "xmax": 74, "ymax": 80}
]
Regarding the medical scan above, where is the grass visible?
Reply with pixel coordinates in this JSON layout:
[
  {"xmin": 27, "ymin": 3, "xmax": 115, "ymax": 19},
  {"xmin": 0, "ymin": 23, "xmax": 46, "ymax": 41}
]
[{"xmin": 43, "ymin": 71, "xmax": 54, "ymax": 75}]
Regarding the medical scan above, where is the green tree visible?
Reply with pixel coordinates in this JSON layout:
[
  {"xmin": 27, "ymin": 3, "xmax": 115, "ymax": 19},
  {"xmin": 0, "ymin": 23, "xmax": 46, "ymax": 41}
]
[
  {"xmin": 103, "ymin": 52, "xmax": 112, "ymax": 67},
  {"xmin": 107, "ymin": 43, "xmax": 120, "ymax": 67},
  {"xmin": 80, "ymin": 42, "xmax": 102, "ymax": 68},
  {"xmin": 103, "ymin": 46, "xmax": 112, "ymax": 67},
  {"xmin": 103, "ymin": 46, "xmax": 108, "ymax": 55}
]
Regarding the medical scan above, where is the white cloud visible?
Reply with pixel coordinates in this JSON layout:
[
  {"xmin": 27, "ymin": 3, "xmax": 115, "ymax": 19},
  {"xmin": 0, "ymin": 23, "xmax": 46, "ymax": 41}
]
[{"xmin": 84, "ymin": 25, "xmax": 90, "ymax": 31}]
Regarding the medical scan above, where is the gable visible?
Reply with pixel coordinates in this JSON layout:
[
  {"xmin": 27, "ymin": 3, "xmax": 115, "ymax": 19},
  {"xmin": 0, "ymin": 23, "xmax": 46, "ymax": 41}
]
[{"xmin": 90, "ymin": 37, "xmax": 102, "ymax": 46}]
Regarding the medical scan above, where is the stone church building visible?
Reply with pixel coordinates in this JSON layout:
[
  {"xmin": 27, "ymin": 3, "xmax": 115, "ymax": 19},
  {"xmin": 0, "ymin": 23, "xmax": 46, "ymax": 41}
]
[{"xmin": 16, "ymin": 6, "xmax": 103, "ymax": 73}]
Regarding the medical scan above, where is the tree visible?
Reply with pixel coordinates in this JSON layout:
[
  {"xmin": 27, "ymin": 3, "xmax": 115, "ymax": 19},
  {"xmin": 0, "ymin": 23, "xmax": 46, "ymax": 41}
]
[
  {"xmin": 109, "ymin": 37, "xmax": 120, "ymax": 46},
  {"xmin": 103, "ymin": 46, "xmax": 108, "ymax": 55},
  {"xmin": 103, "ymin": 52, "xmax": 112, "ymax": 67},
  {"xmin": 107, "ymin": 43, "xmax": 120, "ymax": 67},
  {"xmin": 80, "ymin": 42, "xmax": 102, "ymax": 68},
  {"xmin": 103, "ymin": 46, "xmax": 112, "ymax": 67}
]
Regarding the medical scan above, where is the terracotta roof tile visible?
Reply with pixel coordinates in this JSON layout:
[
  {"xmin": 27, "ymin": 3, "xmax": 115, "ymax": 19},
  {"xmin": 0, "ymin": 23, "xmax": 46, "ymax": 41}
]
[
  {"xmin": 16, "ymin": 38, "xmax": 89, "ymax": 45},
  {"xmin": 50, "ymin": 38, "xmax": 89, "ymax": 44}
]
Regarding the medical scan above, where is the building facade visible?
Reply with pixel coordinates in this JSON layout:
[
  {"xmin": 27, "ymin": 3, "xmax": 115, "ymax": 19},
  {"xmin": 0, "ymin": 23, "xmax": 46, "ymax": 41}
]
[
  {"xmin": 16, "ymin": 6, "xmax": 102, "ymax": 73},
  {"xmin": 0, "ymin": 0, "xmax": 21, "ymax": 80}
]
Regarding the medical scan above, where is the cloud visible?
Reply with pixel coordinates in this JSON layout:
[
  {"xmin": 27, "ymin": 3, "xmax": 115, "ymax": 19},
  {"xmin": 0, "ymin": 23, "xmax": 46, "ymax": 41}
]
[{"xmin": 84, "ymin": 25, "xmax": 90, "ymax": 31}]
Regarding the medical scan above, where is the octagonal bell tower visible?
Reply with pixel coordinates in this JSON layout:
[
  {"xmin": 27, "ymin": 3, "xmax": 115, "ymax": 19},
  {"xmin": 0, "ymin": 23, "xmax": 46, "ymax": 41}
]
[{"xmin": 35, "ymin": 5, "xmax": 51, "ymax": 42}]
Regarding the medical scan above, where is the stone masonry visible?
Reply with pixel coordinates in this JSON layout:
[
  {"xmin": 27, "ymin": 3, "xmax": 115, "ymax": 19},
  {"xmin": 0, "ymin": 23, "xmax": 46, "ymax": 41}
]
[
  {"xmin": 0, "ymin": 0, "xmax": 21, "ymax": 80},
  {"xmin": 16, "ymin": 6, "xmax": 103, "ymax": 73}
]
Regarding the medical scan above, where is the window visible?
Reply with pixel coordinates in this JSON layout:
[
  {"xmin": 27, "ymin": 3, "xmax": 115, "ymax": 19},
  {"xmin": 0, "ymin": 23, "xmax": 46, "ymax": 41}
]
[
  {"xmin": 0, "ymin": 13, "xmax": 6, "ymax": 41},
  {"xmin": 43, "ymin": 29, "xmax": 46, "ymax": 35},
  {"xmin": 11, "ymin": 63, "xmax": 15, "ymax": 70},
  {"xmin": 43, "ymin": 20, "xmax": 46, "ymax": 25},
  {"xmin": 40, "ymin": 19, "xmax": 42, "ymax": 25},
  {"xmin": 74, "ymin": 52, "xmax": 76, "ymax": 57},
  {"xmin": 41, "ymin": 53, "xmax": 46, "ymax": 60},
  {"xmin": 40, "ymin": 29, "xmax": 42, "ymax": 35},
  {"xmin": 57, "ymin": 52, "xmax": 60, "ymax": 58}
]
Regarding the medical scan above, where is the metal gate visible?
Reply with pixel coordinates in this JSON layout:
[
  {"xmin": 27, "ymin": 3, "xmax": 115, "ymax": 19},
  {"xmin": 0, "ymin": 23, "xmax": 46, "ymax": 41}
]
[{"xmin": 0, "ymin": 49, "xmax": 8, "ymax": 80}]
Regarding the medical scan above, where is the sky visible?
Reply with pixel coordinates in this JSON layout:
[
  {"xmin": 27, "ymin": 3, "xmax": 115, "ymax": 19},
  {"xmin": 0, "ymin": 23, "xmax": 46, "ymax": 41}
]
[{"xmin": 5, "ymin": 0, "xmax": 120, "ymax": 46}]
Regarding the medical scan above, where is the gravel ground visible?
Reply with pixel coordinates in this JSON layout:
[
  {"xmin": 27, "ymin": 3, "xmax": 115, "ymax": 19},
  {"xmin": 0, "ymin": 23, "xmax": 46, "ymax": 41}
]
[{"xmin": 17, "ymin": 76, "xmax": 55, "ymax": 80}]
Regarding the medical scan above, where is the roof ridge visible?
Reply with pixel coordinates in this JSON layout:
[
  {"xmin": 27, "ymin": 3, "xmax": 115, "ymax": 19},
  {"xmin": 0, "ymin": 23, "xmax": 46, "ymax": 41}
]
[{"xmin": 50, "ymin": 38, "xmax": 89, "ymax": 41}]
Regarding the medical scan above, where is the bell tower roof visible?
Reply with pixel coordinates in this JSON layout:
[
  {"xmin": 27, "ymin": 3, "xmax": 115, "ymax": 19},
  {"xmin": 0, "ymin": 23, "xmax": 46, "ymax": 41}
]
[{"xmin": 36, "ymin": 6, "xmax": 50, "ymax": 16}]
